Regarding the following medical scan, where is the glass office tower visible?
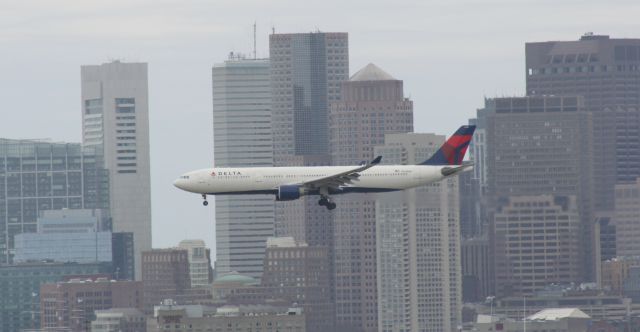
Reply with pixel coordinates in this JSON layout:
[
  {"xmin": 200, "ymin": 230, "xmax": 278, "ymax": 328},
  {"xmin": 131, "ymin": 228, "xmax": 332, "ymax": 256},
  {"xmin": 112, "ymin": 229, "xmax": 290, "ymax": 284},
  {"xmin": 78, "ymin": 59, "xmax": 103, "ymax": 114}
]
[{"xmin": 0, "ymin": 139, "xmax": 109, "ymax": 263}]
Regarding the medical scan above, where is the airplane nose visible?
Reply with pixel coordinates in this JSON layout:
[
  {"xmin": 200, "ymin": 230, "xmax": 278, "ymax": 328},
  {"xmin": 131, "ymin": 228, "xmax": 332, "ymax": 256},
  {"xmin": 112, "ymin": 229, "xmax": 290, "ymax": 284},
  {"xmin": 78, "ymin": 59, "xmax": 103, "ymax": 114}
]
[{"xmin": 173, "ymin": 178, "xmax": 183, "ymax": 189}]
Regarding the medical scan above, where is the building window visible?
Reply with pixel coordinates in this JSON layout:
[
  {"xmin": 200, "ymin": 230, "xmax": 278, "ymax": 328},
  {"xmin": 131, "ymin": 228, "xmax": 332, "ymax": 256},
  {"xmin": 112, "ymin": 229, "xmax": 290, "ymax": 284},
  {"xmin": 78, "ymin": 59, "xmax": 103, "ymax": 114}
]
[
  {"xmin": 115, "ymin": 98, "xmax": 135, "ymax": 113},
  {"xmin": 85, "ymin": 99, "xmax": 103, "ymax": 115}
]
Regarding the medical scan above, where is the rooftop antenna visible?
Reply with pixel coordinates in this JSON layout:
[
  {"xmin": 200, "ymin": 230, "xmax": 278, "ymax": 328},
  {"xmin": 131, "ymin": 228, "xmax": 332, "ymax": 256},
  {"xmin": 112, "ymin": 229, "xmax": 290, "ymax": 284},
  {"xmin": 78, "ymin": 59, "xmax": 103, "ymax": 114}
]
[{"xmin": 253, "ymin": 22, "xmax": 257, "ymax": 60}]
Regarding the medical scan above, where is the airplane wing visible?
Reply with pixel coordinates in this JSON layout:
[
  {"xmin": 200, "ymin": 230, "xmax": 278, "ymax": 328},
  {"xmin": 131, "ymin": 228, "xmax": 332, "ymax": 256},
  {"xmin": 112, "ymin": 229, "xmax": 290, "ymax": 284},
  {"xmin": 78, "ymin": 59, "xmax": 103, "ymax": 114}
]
[{"xmin": 293, "ymin": 156, "xmax": 382, "ymax": 190}]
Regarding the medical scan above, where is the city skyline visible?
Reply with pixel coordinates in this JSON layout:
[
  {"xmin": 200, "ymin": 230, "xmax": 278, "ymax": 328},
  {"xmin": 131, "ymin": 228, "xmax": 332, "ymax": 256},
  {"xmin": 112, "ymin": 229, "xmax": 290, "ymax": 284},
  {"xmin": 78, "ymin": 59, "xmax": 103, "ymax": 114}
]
[
  {"xmin": 1, "ymin": 1, "xmax": 639, "ymax": 251},
  {"xmin": 4, "ymin": 3, "xmax": 640, "ymax": 331}
]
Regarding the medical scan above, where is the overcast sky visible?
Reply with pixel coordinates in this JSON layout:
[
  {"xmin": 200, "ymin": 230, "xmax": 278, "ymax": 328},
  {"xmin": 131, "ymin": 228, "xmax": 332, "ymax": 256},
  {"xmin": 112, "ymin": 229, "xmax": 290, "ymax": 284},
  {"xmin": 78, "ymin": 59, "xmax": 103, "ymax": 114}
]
[{"xmin": 1, "ymin": 0, "xmax": 638, "ymax": 253}]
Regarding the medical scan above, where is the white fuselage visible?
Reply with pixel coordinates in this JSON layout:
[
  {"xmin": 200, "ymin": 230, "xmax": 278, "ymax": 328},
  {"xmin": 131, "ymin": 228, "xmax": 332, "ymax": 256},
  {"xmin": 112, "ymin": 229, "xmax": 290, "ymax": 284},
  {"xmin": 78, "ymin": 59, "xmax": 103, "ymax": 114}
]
[{"xmin": 173, "ymin": 165, "xmax": 456, "ymax": 196}]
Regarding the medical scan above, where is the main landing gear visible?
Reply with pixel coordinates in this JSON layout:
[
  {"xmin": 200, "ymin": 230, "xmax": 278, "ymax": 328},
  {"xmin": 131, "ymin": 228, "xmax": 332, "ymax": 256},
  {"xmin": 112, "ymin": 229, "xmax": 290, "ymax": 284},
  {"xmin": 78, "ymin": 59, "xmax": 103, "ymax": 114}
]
[
  {"xmin": 318, "ymin": 196, "xmax": 337, "ymax": 210},
  {"xmin": 202, "ymin": 194, "xmax": 209, "ymax": 206}
]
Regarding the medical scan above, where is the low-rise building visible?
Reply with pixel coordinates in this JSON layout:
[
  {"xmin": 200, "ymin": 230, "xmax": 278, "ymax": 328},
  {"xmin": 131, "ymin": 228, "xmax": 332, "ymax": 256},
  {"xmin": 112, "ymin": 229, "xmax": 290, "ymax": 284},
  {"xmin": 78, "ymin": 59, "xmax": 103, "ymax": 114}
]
[
  {"xmin": 40, "ymin": 277, "xmax": 143, "ymax": 331},
  {"xmin": 623, "ymin": 266, "xmax": 640, "ymax": 302},
  {"xmin": 470, "ymin": 308, "xmax": 591, "ymax": 332},
  {"xmin": 142, "ymin": 249, "xmax": 190, "ymax": 312},
  {"xmin": 0, "ymin": 262, "xmax": 112, "ymax": 332},
  {"xmin": 489, "ymin": 293, "xmax": 640, "ymax": 321},
  {"xmin": 178, "ymin": 240, "xmax": 212, "ymax": 289},
  {"xmin": 601, "ymin": 257, "xmax": 640, "ymax": 295},
  {"xmin": 153, "ymin": 302, "xmax": 305, "ymax": 332},
  {"xmin": 91, "ymin": 308, "xmax": 146, "ymax": 332},
  {"xmin": 211, "ymin": 272, "xmax": 260, "ymax": 302}
]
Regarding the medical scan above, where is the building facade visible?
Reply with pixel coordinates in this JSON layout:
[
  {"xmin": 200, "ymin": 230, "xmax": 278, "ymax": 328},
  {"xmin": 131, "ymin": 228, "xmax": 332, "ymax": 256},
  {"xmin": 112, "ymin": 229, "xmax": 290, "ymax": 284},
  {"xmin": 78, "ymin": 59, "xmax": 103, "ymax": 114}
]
[
  {"xmin": 601, "ymin": 258, "xmax": 640, "ymax": 296},
  {"xmin": 40, "ymin": 278, "xmax": 143, "ymax": 331},
  {"xmin": 0, "ymin": 262, "xmax": 112, "ymax": 332},
  {"xmin": 374, "ymin": 133, "xmax": 462, "ymax": 332},
  {"xmin": 613, "ymin": 179, "xmax": 640, "ymax": 257},
  {"xmin": 212, "ymin": 57, "xmax": 274, "ymax": 280},
  {"xmin": 153, "ymin": 304, "xmax": 306, "ymax": 332},
  {"xmin": 91, "ymin": 308, "xmax": 147, "ymax": 332},
  {"xmin": 13, "ymin": 209, "xmax": 112, "ymax": 264},
  {"xmin": 178, "ymin": 239, "xmax": 212, "ymax": 288},
  {"xmin": 490, "ymin": 292, "xmax": 640, "ymax": 321},
  {"xmin": 269, "ymin": 32, "xmax": 348, "ymax": 164},
  {"xmin": 112, "ymin": 232, "xmax": 135, "ymax": 280},
  {"xmin": 81, "ymin": 61, "xmax": 152, "ymax": 280},
  {"xmin": 526, "ymin": 34, "xmax": 640, "ymax": 210},
  {"xmin": 464, "ymin": 107, "xmax": 491, "ymax": 238},
  {"xmin": 329, "ymin": 64, "xmax": 414, "ymax": 332},
  {"xmin": 141, "ymin": 249, "xmax": 190, "ymax": 313},
  {"xmin": 0, "ymin": 139, "xmax": 109, "ymax": 264},
  {"xmin": 261, "ymin": 237, "xmax": 332, "ymax": 332},
  {"xmin": 269, "ymin": 32, "xmax": 348, "ymax": 252},
  {"xmin": 471, "ymin": 308, "xmax": 591, "ymax": 332},
  {"xmin": 461, "ymin": 235, "xmax": 493, "ymax": 302},
  {"xmin": 485, "ymin": 96, "xmax": 595, "ymax": 295},
  {"xmin": 492, "ymin": 195, "xmax": 582, "ymax": 296}
]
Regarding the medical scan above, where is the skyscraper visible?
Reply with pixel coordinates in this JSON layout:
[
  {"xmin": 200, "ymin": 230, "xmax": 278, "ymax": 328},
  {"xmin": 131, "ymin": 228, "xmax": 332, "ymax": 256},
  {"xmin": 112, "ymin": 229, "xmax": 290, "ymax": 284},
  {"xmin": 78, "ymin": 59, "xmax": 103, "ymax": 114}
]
[
  {"xmin": 212, "ymin": 57, "xmax": 274, "ymax": 280},
  {"xmin": 269, "ymin": 32, "xmax": 348, "ymax": 251},
  {"xmin": 484, "ymin": 95, "xmax": 594, "ymax": 295},
  {"xmin": 81, "ymin": 61, "xmax": 152, "ymax": 280},
  {"xmin": 0, "ymin": 138, "xmax": 109, "ymax": 264},
  {"xmin": 269, "ymin": 32, "xmax": 349, "ymax": 164},
  {"xmin": 329, "ymin": 63, "xmax": 413, "ymax": 332},
  {"xmin": 374, "ymin": 133, "xmax": 462, "ymax": 332},
  {"xmin": 526, "ymin": 34, "xmax": 640, "ymax": 210}
]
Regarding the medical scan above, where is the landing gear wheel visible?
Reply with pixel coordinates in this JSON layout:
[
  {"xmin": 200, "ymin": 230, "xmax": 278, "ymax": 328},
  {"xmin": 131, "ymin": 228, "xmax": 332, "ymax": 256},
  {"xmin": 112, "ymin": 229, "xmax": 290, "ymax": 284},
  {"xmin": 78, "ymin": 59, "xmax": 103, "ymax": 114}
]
[
  {"xmin": 203, "ymin": 200, "xmax": 209, "ymax": 206},
  {"xmin": 318, "ymin": 197, "xmax": 329, "ymax": 206},
  {"xmin": 327, "ymin": 202, "xmax": 337, "ymax": 210},
  {"xmin": 202, "ymin": 194, "xmax": 208, "ymax": 207}
]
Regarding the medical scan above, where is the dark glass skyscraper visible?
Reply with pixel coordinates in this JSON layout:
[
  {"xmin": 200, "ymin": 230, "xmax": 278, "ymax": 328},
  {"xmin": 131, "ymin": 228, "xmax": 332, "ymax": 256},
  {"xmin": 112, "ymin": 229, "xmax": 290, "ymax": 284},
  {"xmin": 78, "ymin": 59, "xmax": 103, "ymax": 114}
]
[
  {"xmin": 0, "ymin": 139, "xmax": 109, "ymax": 264},
  {"xmin": 269, "ymin": 31, "xmax": 348, "ymax": 331},
  {"xmin": 269, "ymin": 32, "xmax": 348, "ymax": 248},
  {"xmin": 269, "ymin": 32, "xmax": 348, "ymax": 165}
]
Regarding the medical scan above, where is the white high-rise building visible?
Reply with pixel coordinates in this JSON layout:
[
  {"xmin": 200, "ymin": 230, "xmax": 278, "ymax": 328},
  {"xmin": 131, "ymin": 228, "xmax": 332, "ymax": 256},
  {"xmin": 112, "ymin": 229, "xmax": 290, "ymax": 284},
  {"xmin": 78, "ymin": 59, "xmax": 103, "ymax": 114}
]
[
  {"xmin": 212, "ymin": 57, "xmax": 274, "ymax": 280},
  {"xmin": 178, "ymin": 239, "xmax": 211, "ymax": 288},
  {"xmin": 375, "ymin": 133, "xmax": 462, "ymax": 332},
  {"xmin": 81, "ymin": 61, "xmax": 152, "ymax": 280}
]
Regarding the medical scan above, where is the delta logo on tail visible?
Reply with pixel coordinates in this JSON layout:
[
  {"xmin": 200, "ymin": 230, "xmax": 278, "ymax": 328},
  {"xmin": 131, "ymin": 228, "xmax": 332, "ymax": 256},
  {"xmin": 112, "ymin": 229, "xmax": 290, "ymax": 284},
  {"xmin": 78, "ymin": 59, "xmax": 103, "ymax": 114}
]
[{"xmin": 421, "ymin": 125, "xmax": 475, "ymax": 165}]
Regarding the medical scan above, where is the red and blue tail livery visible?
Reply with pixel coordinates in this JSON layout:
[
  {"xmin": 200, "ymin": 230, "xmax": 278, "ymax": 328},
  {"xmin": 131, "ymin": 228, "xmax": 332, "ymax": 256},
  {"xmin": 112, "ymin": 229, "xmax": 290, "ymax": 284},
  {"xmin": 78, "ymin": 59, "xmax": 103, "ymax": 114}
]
[{"xmin": 420, "ymin": 125, "xmax": 476, "ymax": 165}]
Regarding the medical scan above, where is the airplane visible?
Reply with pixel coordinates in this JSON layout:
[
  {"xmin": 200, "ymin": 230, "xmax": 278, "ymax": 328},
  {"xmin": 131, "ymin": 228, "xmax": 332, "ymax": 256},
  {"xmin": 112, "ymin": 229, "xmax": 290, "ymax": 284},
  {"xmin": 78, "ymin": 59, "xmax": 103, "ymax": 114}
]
[{"xmin": 174, "ymin": 125, "xmax": 475, "ymax": 210}]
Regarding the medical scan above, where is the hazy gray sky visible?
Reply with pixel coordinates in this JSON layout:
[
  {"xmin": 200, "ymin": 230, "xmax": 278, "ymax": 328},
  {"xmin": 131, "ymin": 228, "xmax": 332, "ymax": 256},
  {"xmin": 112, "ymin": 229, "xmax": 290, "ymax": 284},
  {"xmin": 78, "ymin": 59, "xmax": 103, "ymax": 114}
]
[{"xmin": 1, "ymin": 0, "xmax": 638, "ymax": 252}]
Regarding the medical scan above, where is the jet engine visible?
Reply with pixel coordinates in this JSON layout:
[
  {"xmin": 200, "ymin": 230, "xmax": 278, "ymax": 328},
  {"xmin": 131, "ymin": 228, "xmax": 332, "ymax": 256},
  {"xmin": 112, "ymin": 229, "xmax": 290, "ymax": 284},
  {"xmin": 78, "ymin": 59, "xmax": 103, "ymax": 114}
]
[{"xmin": 276, "ymin": 185, "xmax": 305, "ymax": 201}]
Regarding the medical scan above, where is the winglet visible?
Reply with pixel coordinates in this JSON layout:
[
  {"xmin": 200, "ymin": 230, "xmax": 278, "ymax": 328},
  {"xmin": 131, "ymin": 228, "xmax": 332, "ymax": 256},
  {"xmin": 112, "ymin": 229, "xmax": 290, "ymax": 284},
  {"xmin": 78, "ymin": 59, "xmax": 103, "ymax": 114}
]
[
  {"xmin": 371, "ymin": 156, "xmax": 382, "ymax": 165},
  {"xmin": 421, "ymin": 125, "xmax": 476, "ymax": 165}
]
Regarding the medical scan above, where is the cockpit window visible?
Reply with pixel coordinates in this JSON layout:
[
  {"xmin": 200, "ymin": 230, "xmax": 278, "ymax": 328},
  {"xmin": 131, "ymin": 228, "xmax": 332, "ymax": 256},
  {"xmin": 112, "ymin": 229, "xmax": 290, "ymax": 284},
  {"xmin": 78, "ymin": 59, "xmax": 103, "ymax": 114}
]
[{"xmin": 180, "ymin": 176, "xmax": 190, "ymax": 179}]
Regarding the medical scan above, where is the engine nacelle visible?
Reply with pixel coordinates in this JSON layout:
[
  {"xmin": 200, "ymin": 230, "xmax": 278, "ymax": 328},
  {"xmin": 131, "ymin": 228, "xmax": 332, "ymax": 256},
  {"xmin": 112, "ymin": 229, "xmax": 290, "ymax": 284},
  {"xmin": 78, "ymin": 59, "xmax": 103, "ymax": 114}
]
[{"xmin": 276, "ymin": 185, "xmax": 304, "ymax": 201}]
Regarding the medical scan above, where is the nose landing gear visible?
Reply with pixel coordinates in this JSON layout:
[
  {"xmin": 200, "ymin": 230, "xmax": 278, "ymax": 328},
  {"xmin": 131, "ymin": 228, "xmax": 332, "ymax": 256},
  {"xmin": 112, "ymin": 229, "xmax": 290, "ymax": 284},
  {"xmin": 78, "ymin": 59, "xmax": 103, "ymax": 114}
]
[{"xmin": 202, "ymin": 194, "xmax": 209, "ymax": 206}]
